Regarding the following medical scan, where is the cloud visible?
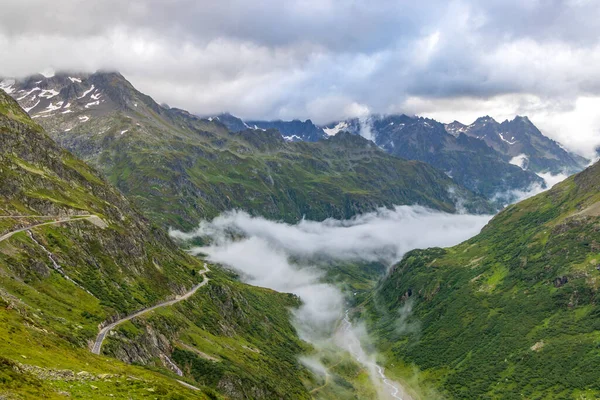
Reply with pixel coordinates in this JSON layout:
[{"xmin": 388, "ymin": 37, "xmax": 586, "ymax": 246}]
[
  {"xmin": 492, "ymin": 170, "xmax": 571, "ymax": 206},
  {"xmin": 171, "ymin": 206, "xmax": 491, "ymax": 396},
  {"xmin": 170, "ymin": 206, "xmax": 492, "ymax": 267},
  {"xmin": 1, "ymin": 0, "xmax": 600, "ymax": 153}
]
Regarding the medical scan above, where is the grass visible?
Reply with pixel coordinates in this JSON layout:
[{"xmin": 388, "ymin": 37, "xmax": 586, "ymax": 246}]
[{"xmin": 364, "ymin": 162, "xmax": 600, "ymax": 399}]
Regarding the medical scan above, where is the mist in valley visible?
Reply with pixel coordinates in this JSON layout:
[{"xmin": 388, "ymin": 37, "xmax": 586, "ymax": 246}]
[{"xmin": 171, "ymin": 205, "xmax": 492, "ymax": 398}]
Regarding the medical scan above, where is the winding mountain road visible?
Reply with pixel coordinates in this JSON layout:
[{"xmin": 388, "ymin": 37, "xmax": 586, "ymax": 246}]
[
  {"xmin": 91, "ymin": 264, "xmax": 210, "ymax": 355},
  {"xmin": 0, "ymin": 215, "xmax": 101, "ymax": 243}
]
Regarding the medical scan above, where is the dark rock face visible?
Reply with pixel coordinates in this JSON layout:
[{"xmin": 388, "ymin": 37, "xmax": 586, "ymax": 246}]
[
  {"xmin": 456, "ymin": 115, "xmax": 588, "ymax": 174},
  {"xmin": 553, "ymin": 276, "xmax": 569, "ymax": 287},
  {"xmin": 245, "ymin": 119, "xmax": 327, "ymax": 142},
  {"xmin": 339, "ymin": 114, "xmax": 545, "ymax": 200}
]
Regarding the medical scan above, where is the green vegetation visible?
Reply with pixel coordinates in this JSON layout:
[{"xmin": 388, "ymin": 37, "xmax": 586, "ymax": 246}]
[
  {"xmin": 25, "ymin": 73, "xmax": 491, "ymax": 230},
  {"xmin": 364, "ymin": 162, "xmax": 600, "ymax": 399},
  {"xmin": 0, "ymin": 89, "xmax": 314, "ymax": 398}
]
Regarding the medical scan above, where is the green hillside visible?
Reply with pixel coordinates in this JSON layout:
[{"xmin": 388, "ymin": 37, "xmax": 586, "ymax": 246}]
[
  {"xmin": 5, "ymin": 72, "xmax": 491, "ymax": 230},
  {"xmin": 365, "ymin": 161, "xmax": 600, "ymax": 399},
  {"xmin": 0, "ymin": 88, "xmax": 315, "ymax": 399}
]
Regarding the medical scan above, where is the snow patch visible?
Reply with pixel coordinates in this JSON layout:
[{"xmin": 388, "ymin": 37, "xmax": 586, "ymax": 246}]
[
  {"xmin": 39, "ymin": 89, "xmax": 59, "ymax": 99},
  {"xmin": 323, "ymin": 121, "xmax": 348, "ymax": 136},
  {"xmin": 64, "ymin": 128, "xmax": 72, "ymax": 132},
  {"xmin": 90, "ymin": 91, "xmax": 102, "ymax": 100},
  {"xmin": 17, "ymin": 87, "xmax": 41, "ymax": 101},
  {"xmin": 499, "ymin": 132, "xmax": 517, "ymax": 145},
  {"xmin": 68, "ymin": 77, "xmax": 82, "ymax": 83},
  {"xmin": 120, "ymin": 129, "xmax": 129, "ymax": 135},
  {"xmin": 283, "ymin": 134, "xmax": 302, "ymax": 141},
  {"xmin": 85, "ymin": 100, "xmax": 100, "ymax": 108},
  {"xmin": 38, "ymin": 101, "xmax": 64, "ymax": 114},
  {"xmin": 0, "ymin": 79, "xmax": 16, "ymax": 94},
  {"xmin": 78, "ymin": 115, "xmax": 89, "ymax": 122},
  {"xmin": 24, "ymin": 100, "xmax": 41, "ymax": 113},
  {"xmin": 61, "ymin": 110, "xmax": 73, "ymax": 114},
  {"xmin": 78, "ymin": 85, "xmax": 95, "ymax": 99}
]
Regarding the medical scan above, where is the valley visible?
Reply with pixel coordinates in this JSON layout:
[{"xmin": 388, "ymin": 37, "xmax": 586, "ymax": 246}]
[
  {"xmin": 1, "ymin": 73, "xmax": 492, "ymax": 230},
  {"xmin": 3, "ymin": 2, "xmax": 600, "ymax": 399},
  {"xmin": 0, "ymin": 70, "xmax": 594, "ymax": 400}
]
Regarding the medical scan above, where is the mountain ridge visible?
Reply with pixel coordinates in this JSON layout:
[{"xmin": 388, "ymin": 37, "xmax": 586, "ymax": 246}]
[
  {"xmin": 0, "ymin": 85, "xmax": 321, "ymax": 399},
  {"xmin": 1, "ymin": 71, "xmax": 492, "ymax": 230},
  {"xmin": 203, "ymin": 111, "xmax": 588, "ymax": 201}
]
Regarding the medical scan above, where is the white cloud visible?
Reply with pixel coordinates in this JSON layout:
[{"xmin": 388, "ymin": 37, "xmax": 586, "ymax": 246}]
[{"xmin": 171, "ymin": 206, "xmax": 491, "ymax": 398}]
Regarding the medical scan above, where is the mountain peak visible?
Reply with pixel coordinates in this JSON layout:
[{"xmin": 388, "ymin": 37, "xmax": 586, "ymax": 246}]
[
  {"xmin": 511, "ymin": 115, "xmax": 532, "ymax": 124},
  {"xmin": 473, "ymin": 115, "xmax": 498, "ymax": 124}
]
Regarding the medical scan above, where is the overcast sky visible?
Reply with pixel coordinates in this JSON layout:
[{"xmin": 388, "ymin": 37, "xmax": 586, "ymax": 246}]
[{"xmin": 1, "ymin": 0, "xmax": 600, "ymax": 156}]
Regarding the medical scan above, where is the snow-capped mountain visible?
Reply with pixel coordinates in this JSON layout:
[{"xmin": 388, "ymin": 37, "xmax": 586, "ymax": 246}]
[
  {"xmin": 191, "ymin": 109, "xmax": 588, "ymax": 200},
  {"xmin": 1, "ymin": 71, "xmax": 587, "ymax": 204},
  {"xmin": 0, "ymin": 72, "xmax": 140, "ymax": 125},
  {"xmin": 218, "ymin": 116, "xmax": 327, "ymax": 142},
  {"xmin": 446, "ymin": 116, "xmax": 588, "ymax": 174},
  {"xmin": 318, "ymin": 114, "xmax": 588, "ymax": 199}
]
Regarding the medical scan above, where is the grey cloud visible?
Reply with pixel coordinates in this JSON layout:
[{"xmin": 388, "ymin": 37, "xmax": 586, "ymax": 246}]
[{"xmin": 1, "ymin": 0, "xmax": 600, "ymax": 152}]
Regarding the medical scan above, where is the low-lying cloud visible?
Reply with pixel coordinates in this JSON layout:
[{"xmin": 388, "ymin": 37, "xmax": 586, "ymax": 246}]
[
  {"xmin": 493, "ymin": 170, "xmax": 571, "ymax": 206},
  {"xmin": 171, "ymin": 206, "xmax": 491, "ymax": 267},
  {"xmin": 171, "ymin": 206, "xmax": 491, "ymax": 397}
]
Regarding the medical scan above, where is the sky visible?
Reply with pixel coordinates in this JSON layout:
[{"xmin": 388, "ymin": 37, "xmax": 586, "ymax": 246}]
[{"xmin": 1, "ymin": 0, "xmax": 600, "ymax": 156}]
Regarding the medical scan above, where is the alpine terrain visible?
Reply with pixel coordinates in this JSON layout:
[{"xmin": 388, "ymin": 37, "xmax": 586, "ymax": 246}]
[
  {"xmin": 0, "ymin": 72, "xmax": 491, "ymax": 230},
  {"xmin": 0, "ymin": 86, "xmax": 326, "ymax": 399},
  {"xmin": 228, "ymin": 113, "xmax": 588, "ymax": 201},
  {"xmin": 365, "ymin": 159, "xmax": 600, "ymax": 399}
]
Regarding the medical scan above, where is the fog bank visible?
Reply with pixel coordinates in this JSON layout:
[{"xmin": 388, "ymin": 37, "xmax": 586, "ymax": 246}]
[{"xmin": 171, "ymin": 205, "xmax": 492, "ymax": 398}]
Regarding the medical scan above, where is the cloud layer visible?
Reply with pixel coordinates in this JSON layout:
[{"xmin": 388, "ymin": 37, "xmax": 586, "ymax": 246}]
[
  {"xmin": 170, "ymin": 206, "xmax": 491, "ymax": 340},
  {"xmin": 171, "ymin": 206, "xmax": 491, "ymax": 397},
  {"xmin": 2, "ymin": 0, "xmax": 600, "ymax": 156}
]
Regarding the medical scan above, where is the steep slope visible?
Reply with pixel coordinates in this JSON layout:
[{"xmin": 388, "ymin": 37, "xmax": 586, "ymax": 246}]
[
  {"xmin": 452, "ymin": 115, "xmax": 588, "ymax": 173},
  {"xmin": 215, "ymin": 113, "xmax": 328, "ymax": 142},
  {"xmin": 327, "ymin": 114, "xmax": 545, "ymax": 199},
  {"xmin": 364, "ymin": 160, "xmax": 600, "ymax": 399},
  {"xmin": 2, "ymin": 72, "xmax": 491, "ymax": 230},
  {"xmin": 244, "ymin": 119, "xmax": 327, "ymax": 142},
  {"xmin": 0, "ymin": 89, "xmax": 314, "ymax": 399}
]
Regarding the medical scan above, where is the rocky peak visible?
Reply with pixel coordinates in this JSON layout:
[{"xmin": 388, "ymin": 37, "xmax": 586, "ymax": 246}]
[{"xmin": 444, "ymin": 120, "xmax": 468, "ymax": 137}]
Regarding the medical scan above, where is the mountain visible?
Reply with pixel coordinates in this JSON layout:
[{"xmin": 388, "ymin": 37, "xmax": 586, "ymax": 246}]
[
  {"xmin": 244, "ymin": 119, "xmax": 327, "ymax": 142},
  {"xmin": 0, "ymin": 86, "xmax": 321, "ymax": 399},
  {"xmin": 448, "ymin": 115, "xmax": 588, "ymax": 174},
  {"xmin": 210, "ymin": 112, "xmax": 251, "ymax": 132},
  {"xmin": 364, "ymin": 160, "xmax": 600, "ymax": 399},
  {"xmin": 1, "ymin": 72, "xmax": 492, "ymax": 230},
  {"xmin": 325, "ymin": 114, "xmax": 549, "ymax": 200},
  {"xmin": 215, "ymin": 113, "xmax": 327, "ymax": 142}
]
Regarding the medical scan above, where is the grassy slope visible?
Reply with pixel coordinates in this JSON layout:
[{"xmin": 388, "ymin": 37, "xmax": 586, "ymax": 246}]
[
  {"xmin": 84, "ymin": 118, "xmax": 491, "ymax": 230},
  {"xmin": 21, "ymin": 73, "xmax": 491, "ymax": 230},
  {"xmin": 0, "ymin": 90, "xmax": 313, "ymax": 399},
  {"xmin": 364, "ymin": 162, "xmax": 600, "ymax": 399}
]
